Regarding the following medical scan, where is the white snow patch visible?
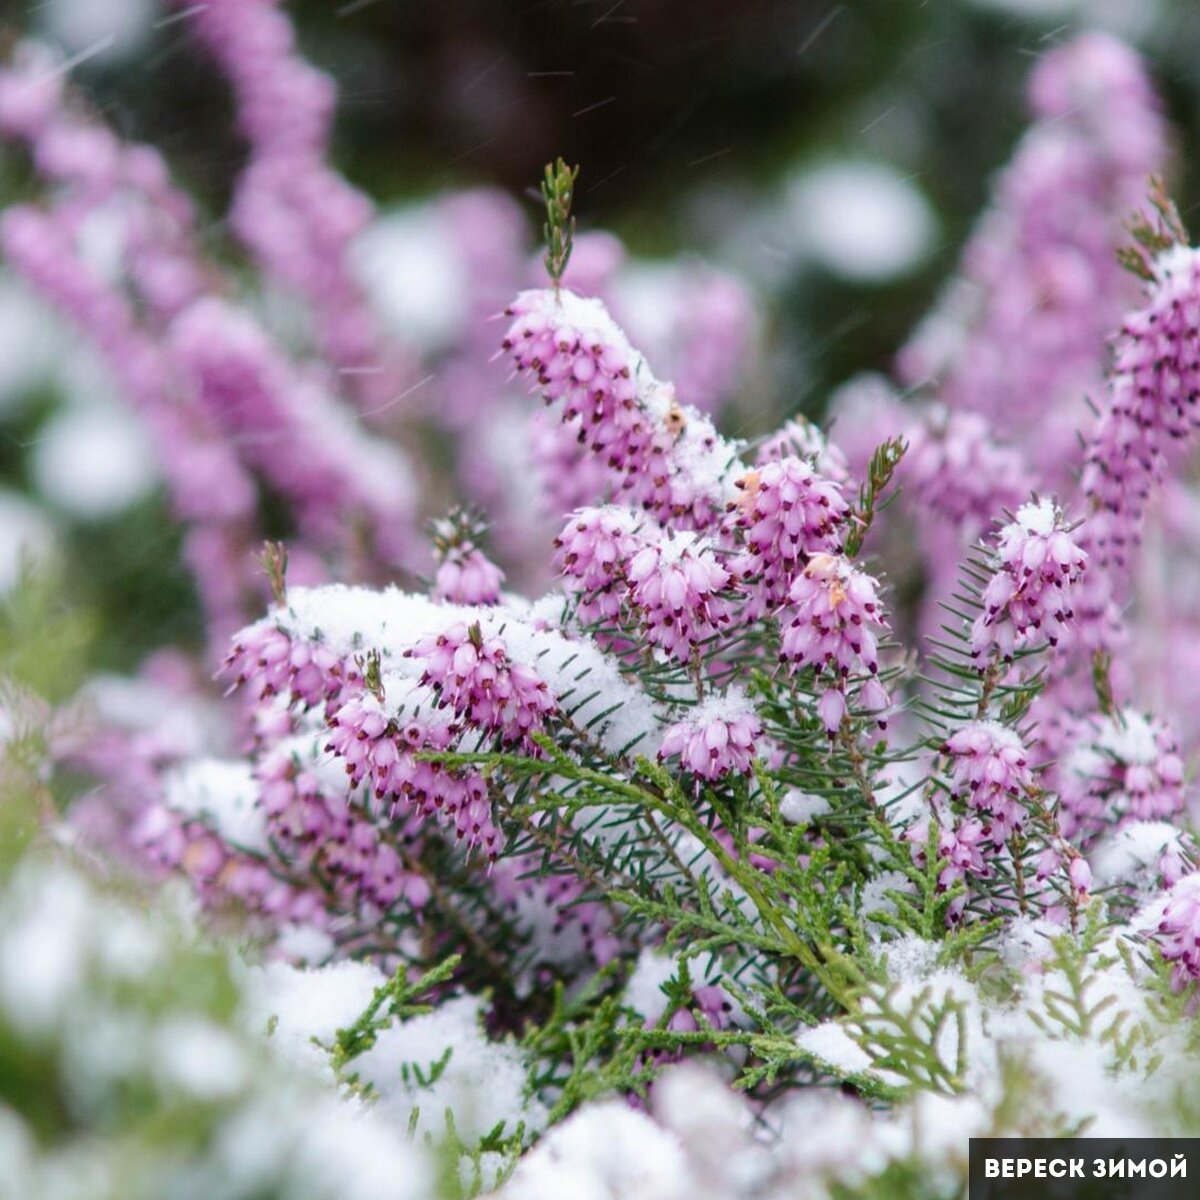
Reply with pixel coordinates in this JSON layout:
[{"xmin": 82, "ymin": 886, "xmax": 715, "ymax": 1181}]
[
  {"xmin": 245, "ymin": 960, "xmax": 387, "ymax": 1078},
  {"xmin": 624, "ymin": 949, "xmax": 680, "ymax": 1024},
  {"xmin": 882, "ymin": 935, "xmax": 940, "ymax": 982},
  {"xmin": 1092, "ymin": 821, "xmax": 1185, "ymax": 890},
  {"xmin": 154, "ymin": 1017, "xmax": 249, "ymax": 1099},
  {"xmin": 862, "ymin": 870, "xmax": 913, "ymax": 923},
  {"xmin": 494, "ymin": 1101, "xmax": 687, "ymax": 1200},
  {"xmin": 162, "ymin": 759, "xmax": 268, "ymax": 855},
  {"xmin": 0, "ymin": 277, "xmax": 62, "ymax": 412},
  {"xmin": 42, "ymin": 0, "xmax": 154, "ymax": 63},
  {"xmin": 356, "ymin": 994, "xmax": 543, "ymax": 1142},
  {"xmin": 779, "ymin": 788, "xmax": 830, "ymax": 824},
  {"xmin": 797, "ymin": 1022, "xmax": 873, "ymax": 1075},
  {"xmin": 350, "ymin": 204, "xmax": 467, "ymax": 353}
]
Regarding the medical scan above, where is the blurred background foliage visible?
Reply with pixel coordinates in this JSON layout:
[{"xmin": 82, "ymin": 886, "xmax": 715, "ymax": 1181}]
[{"xmin": 3, "ymin": 0, "xmax": 1200, "ymax": 673}]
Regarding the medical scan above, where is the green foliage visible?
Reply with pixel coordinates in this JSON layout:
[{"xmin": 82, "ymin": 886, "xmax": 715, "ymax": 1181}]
[
  {"xmin": 0, "ymin": 564, "xmax": 98, "ymax": 872},
  {"xmin": 541, "ymin": 158, "xmax": 581, "ymax": 286},
  {"xmin": 330, "ymin": 954, "xmax": 463, "ymax": 1071},
  {"xmin": 844, "ymin": 436, "xmax": 908, "ymax": 558},
  {"xmin": 63, "ymin": 493, "xmax": 203, "ymax": 672},
  {"xmin": 1118, "ymin": 176, "xmax": 1189, "ymax": 280},
  {"xmin": 0, "ymin": 559, "xmax": 94, "ymax": 703}
]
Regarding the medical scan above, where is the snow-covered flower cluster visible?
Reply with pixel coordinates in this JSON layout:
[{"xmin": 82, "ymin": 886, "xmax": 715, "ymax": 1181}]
[
  {"xmin": 943, "ymin": 721, "xmax": 1035, "ymax": 844},
  {"xmin": 659, "ymin": 690, "xmax": 762, "ymax": 781},
  {"xmin": 971, "ymin": 498, "xmax": 1088, "ymax": 662}
]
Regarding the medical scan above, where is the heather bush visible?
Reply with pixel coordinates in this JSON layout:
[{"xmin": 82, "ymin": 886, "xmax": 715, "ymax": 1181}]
[{"xmin": 5, "ymin": 8, "xmax": 1200, "ymax": 1199}]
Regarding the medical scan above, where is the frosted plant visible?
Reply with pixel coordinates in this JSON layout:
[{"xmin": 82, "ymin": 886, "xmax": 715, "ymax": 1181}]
[{"xmin": 5, "ymin": 16, "xmax": 1200, "ymax": 1200}]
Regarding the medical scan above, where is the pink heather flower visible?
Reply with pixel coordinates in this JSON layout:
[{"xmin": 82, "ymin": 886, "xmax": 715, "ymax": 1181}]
[
  {"xmin": 135, "ymin": 804, "xmax": 327, "ymax": 928},
  {"xmin": 728, "ymin": 457, "xmax": 848, "ymax": 613},
  {"xmin": 0, "ymin": 43, "xmax": 63, "ymax": 139},
  {"xmin": 494, "ymin": 861, "xmax": 619, "ymax": 966},
  {"xmin": 169, "ymin": 298, "xmax": 417, "ymax": 566},
  {"xmin": 1154, "ymin": 872, "xmax": 1200, "ymax": 989},
  {"xmin": 0, "ymin": 200, "xmax": 261, "ymax": 651},
  {"xmin": 658, "ymin": 690, "xmax": 762, "ymax": 781},
  {"xmin": 324, "ymin": 686, "xmax": 501, "ymax": 859},
  {"xmin": 1081, "ymin": 247, "xmax": 1200, "ymax": 597},
  {"xmin": 1035, "ymin": 845, "xmax": 1062, "ymax": 882},
  {"xmin": 171, "ymin": 0, "xmax": 410, "ymax": 411},
  {"xmin": 526, "ymin": 405, "xmax": 614, "ymax": 518},
  {"xmin": 555, "ymin": 236, "xmax": 755, "ymax": 419},
  {"xmin": 971, "ymin": 498, "xmax": 1087, "ymax": 662},
  {"xmin": 626, "ymin": 532, "xmax": 733, "ymax": 663},
  {"xmin": 555, "ymin": 505, "xmax": 646, "ymax": 622},
  {"xmin": 1068, "ymin": 855, "xmax": 1092, "ymax": 895},
  {"xmin": 780, "ymin": 553, "xmax": 889, "ymax": 733},
  {"xmin": 816, "ymin": 689, "xmax": 848, "ymax": 734},
  {"xmin": 255, "ymin": 748, "xmax": 432, "ymax": 911},
  {"xmin": 324, "ymin": 688, "xmax": 451, "ymax": 797},
  {"xmin": 502, "ymin": 289, "xmax": 650, "ymax": 470},
  {"xmin": 258, "ymin": 751, "xmax": 349, "ymax": 848},
  {"xmin": 0, "ymin": 46, "xmax": 421, "ymax": 648},
  {"xmin": 937, "ymin": 816, "xmax": 991, "ymax": 894},
  {"xmin": 943, "ymin": 721, "xmax": 1034, "ymax": 845},
  {"xmin": 1162, "ymin": 840, "xmax": 1189, "ymax": 888},
  {"xmin": 223, "ymin": 623, "xmax": 351, "ymax": 709},
  {"xmin": 408, "ymin": 622, "xmax": 556, "ymax": 749},
  {"xmin": 897, "ymin": 33, "xmax": 1165, "ymax": 489},
  {"xmin": 434, "ymin": 548, "xmax": 505, "ymax": 607},
  {"xmin": 781, "ymin": 554, "xmax": 886, "ymax": 678},
  {"xmin": 906, "ymin": 408, "xmax": 1032, "ymax": 536},
  {"xmin": 1057, "ymin": 710, "xmax": 1186, "ymax": 841},
  {"xmin": 905, "ymin": 806, "xmax": 989, "ymax": 922},
  {"xmin": 501, "ymin": 288, "xmax": 742, "ymax": 530},
  {"xmin": 432, "ymin": 506, "xmax": 506, "ymax": 604}
]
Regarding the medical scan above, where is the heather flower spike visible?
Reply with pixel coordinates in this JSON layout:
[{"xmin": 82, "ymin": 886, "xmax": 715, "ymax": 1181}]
[
  {"xmin": 780, "ymin": 552, "xmax": 890, "ymax": 734},
  {"xmin": 943, "ymin": 721, "xmax": 1034, "ymax": 845}
]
